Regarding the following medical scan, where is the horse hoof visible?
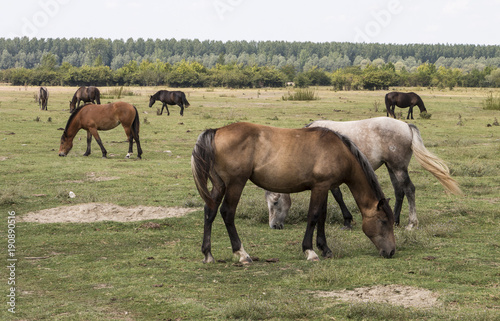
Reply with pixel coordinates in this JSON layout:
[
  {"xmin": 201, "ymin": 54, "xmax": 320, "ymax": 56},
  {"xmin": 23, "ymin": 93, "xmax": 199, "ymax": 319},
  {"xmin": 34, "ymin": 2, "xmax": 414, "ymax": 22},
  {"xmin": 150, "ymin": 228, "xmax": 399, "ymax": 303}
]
[
  {"xmin": 203, "ymin": 254, "xmax": 215, "ymax": 264},
  {"xmin": 240, "ymin": 256, "xmax": 253, "ymax": 265},
  {"xmin": 305, "ymin": 250, "xmax": 320, "ymax": 262}
]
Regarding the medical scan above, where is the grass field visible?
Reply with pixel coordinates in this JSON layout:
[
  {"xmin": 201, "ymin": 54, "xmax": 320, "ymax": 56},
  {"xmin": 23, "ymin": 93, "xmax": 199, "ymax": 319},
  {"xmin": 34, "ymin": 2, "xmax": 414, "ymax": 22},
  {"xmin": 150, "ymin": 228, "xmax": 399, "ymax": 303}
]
[{"xmin": 1, "ymin": 85, "xmax": 499, "ymax": 320}]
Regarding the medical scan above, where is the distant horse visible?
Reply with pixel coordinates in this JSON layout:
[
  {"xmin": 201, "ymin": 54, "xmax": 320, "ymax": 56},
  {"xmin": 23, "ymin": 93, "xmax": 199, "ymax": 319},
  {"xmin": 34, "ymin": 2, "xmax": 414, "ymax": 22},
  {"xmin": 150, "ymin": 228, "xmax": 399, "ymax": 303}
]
[
  {"xmin": 69, "ymin": 86, "xmax": 101, "ymax": 112},
  {"xmin": 38, "ymin": 86, "xmax": 49, "ymax": 110},
  {"xmin": 149, "ymin": 90, "xmax": 190, "ymax": 116},
  {"xmin": 266, "ymin": 117, "xmax": 462, "ymax": 231},
  {"xmin": 385, "ymin": 92, "xmax": 427, "ymax": 119},
  {"xmin": 59, "ymin": 102, "xmax": 142, "ymax": 159},
  {"xmin": 191, "ymin": 122, "xmax": 395, "ymax": 264}
]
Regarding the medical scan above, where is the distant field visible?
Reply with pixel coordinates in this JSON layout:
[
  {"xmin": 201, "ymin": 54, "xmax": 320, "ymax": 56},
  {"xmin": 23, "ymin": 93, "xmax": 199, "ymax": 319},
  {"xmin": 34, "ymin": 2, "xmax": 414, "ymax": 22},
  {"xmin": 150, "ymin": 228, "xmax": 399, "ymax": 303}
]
[{"xmin": 0, "ymin": 85, "xmax": 499, "ymax": 320}]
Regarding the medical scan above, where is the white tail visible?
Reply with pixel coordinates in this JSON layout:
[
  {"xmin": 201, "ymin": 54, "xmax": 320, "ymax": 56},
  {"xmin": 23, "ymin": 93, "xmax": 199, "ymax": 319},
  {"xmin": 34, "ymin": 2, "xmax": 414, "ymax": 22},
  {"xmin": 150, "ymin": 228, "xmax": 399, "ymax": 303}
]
[{"xmin": 409, "ymin": 124, "xmax": 462, "ymax": 195}]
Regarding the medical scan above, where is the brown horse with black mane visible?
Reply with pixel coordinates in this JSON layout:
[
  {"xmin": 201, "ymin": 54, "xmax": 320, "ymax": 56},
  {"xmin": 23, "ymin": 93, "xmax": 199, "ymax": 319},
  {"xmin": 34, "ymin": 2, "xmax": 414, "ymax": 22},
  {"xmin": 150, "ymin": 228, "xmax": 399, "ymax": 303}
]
[
  {"xmin": 385, "ymin": 92, "xmax": 427, "ymax": 119},
  {"xmin": 191, "ymin": 122, "xmax": 395, "ymax": 264},
  {"xmin": 69, "ymin": 86, "xmax": 101, "ymax": 112},
  {"xmin": 149, "ymin": 90, "xmax": 190, "ymax": 116},
  {"xmin": 59, "ymin": 102, "xmax": 142, "ymax": 159}
]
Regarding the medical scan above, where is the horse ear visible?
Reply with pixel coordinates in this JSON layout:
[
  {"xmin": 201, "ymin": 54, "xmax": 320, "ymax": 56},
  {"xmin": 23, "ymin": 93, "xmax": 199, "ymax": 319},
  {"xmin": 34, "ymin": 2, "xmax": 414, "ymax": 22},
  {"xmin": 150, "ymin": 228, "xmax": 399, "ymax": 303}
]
[{"xmin": 377, "ymin": 198, "xmax": 390, "ymax": 210}]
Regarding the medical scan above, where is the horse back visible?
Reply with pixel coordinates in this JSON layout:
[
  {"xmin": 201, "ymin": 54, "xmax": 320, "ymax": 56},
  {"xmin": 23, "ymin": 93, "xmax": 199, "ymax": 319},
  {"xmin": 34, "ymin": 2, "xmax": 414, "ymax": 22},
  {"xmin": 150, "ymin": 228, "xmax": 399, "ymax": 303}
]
[
  {"xmin": 78, "ymin": 102, "xmax": 136, "ymax": 130},
  {"xmin": 310, "ymin": 118, "xmax": 413, "ymax": 169},
  {"xmin": 213, "ymin": 123, "xmax": 353, "ymax": 192}
]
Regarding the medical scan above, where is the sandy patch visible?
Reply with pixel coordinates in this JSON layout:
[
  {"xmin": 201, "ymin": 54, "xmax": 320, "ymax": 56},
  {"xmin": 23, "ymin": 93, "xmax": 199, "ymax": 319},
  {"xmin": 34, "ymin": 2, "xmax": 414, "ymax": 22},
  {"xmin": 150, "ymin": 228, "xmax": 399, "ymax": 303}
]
[
  {"xmin": 315, "ymin": 284, "xmax": 441, "ymax": 309},
  {"xmin": 19, "ymin": 203, "xmax": 200, "ymax": 223}
]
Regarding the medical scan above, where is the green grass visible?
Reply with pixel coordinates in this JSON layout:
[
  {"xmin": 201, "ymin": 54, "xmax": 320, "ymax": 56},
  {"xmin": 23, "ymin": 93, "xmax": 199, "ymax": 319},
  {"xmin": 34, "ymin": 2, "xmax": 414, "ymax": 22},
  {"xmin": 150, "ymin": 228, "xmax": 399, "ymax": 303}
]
[{"xmin": 0, "ymin": 85, "xmax": 499, "ymax": 320}]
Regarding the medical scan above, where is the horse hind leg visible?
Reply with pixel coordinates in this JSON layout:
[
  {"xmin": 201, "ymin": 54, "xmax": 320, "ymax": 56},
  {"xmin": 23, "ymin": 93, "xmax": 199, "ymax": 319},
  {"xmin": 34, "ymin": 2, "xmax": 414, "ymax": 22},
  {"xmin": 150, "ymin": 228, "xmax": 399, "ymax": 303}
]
[{"xmin": 202, "ymin": 178, "xmax": 226, "ymax": 264}]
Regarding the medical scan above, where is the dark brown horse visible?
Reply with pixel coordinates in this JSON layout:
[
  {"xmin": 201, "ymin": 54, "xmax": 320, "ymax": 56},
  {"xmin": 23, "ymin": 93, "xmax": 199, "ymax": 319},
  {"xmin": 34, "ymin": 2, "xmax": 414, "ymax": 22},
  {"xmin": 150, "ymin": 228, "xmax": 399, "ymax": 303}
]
[
  {"xmin": 149, "ymin": 90, "xmax": 190, "ymax": 116},
  {"xmin": 69, "ymin": 86, "xmax": 101, "ymax": 112},
  {"xmin": 191, "ymin": 122, "xmax": 395, "ymax": 264},
  {"xmin": 59, "ymin": 102, "xmax": 142, "ymax": 159},
  {"xmin": 38, "ymin": 86, "xmax": 49, "ymax": 110},
  {"xmin": 385, "ymin": 92, "xmax": 427, "ymax": 119}
]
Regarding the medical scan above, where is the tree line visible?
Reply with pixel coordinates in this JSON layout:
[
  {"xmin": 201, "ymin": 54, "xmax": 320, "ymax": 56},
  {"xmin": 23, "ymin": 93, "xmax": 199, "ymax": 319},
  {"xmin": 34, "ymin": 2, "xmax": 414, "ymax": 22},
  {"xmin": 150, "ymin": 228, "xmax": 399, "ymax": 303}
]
[{"xmin": 0, "ymin": 37, "xmax": 499, "ymax": 89}]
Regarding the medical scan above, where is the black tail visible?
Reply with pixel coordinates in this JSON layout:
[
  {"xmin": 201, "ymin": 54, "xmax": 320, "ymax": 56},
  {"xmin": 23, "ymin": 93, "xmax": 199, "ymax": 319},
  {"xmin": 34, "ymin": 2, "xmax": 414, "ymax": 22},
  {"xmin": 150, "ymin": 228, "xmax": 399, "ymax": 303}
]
[
  {"xmin": 131, "ymin": 106, "xmax": 142, "ymax": 158},
  {"xmin": 182, "ymin": 93, "xmax": 190, "ymax": 107},
  {"xmin": 191, "ymin": 129, "xmax": 218, "ymax": 208}
]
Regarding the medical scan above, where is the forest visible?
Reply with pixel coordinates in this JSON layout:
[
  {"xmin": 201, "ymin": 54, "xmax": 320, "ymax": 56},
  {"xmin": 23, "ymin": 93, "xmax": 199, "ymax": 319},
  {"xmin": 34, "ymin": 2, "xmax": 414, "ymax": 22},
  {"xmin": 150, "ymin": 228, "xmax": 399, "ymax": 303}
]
[{"xmin": 1, "ymin": 37, "xmax": 499, "ymax": 89}]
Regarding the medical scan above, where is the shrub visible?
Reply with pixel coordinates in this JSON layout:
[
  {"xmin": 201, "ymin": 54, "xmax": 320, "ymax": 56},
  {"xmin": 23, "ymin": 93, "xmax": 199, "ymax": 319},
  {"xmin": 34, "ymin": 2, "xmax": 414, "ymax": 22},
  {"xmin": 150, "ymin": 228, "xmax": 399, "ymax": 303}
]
[
  {"xmin": 482, "ymin": 92, "xmax": 500, "ymax": 110},
  {"xmin": 282, "ymin": 88, "xmax": 319, "ymax": 101}
]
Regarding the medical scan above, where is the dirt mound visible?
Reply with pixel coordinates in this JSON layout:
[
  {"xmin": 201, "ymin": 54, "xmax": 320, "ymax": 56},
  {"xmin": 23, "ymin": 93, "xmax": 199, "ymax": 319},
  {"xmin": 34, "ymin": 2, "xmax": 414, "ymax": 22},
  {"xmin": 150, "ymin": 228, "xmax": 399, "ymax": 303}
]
[
  {"xmin": 19, "ymin": 203, "xmax": 200, "ymax": 223},
  {"xmin": 315, "ymin": 284, "xmax": 440, "ymax": 309}
]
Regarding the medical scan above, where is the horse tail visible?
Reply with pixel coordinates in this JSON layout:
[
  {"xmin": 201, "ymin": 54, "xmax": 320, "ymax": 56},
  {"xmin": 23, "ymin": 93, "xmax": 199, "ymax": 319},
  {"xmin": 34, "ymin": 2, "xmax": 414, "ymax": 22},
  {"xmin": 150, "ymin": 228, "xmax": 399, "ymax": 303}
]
[
  {"xmin": 131, "ymin": 105, "xmax": 140, "ymax": 137},
  {"xmin": 409, "ymin": 124, "xmax": 462, "ymax": 195},
  {"xmin": 191, "ymin": 129, "xmax": 218, "ymax": 208},
  {"xmin": 182, "ymin": 92, "xmax": 190, "ymax": 107},
  {"xmin": 96, "ymin": 88, "xmax": 101, "ymax": 104}
]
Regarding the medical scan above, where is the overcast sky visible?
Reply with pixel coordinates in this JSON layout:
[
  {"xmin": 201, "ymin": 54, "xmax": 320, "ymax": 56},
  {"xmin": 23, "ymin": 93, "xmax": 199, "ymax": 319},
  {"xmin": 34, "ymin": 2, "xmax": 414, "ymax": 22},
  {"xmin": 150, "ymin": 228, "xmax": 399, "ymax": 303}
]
[{"xmin": 1, "ymin": 0, "xmax": 498, "ymax": 45}]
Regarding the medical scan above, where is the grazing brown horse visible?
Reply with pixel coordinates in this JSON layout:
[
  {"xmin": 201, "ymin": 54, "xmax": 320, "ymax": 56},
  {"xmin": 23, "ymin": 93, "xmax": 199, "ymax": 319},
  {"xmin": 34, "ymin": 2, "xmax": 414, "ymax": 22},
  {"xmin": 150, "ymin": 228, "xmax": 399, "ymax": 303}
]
[
  {"xmin": 191, "ymin": 122, "xmax": 395, "ymax": 264},
  {"xmin": 266, "ymin": 117, "xmax": 462, "ymax": 231},
  {"xmin": 149, "ymin": 90, "xmax": 190, "ymax": 116},
  {"xmin": 69, "ymin": 86, "xmax": 101, "ymax": 112},
  {"xmin": 59, "ymin": 102, "xmax": 142, "ymax": 159},
  {"xmin": 385, "ymin": 92, "xmax": 427, "ymax": 119},
  {"xmin": 38, "ymin": 86, "xmax": 49, "ymax": 110}
]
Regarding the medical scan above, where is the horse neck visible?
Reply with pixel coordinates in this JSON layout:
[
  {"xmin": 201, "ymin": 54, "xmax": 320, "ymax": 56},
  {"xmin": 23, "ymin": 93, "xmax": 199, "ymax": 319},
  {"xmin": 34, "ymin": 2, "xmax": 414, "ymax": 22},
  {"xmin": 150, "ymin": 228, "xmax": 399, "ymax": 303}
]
[
  {"xmin": 71, "ymin": 94, "xmax": 78, "ymax": 104},
  {"xmin": 417, "ymin": 101, "xmax": 427, "ymax": 112},
  {"xmin": 344, "ymin": 168, "xmax": 380, "ymax": 216},
  {"xmin": 65, "ymin": 114, "xmax": 82, "ymax": 139}
]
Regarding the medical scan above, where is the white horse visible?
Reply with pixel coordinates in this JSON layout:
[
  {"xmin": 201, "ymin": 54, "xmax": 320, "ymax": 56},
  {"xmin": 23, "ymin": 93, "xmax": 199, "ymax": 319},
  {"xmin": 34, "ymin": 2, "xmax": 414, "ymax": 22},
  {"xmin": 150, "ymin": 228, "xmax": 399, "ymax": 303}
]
[{"xmin": 266, "ymin": 117, "xmax": 462, "ymax": 230}]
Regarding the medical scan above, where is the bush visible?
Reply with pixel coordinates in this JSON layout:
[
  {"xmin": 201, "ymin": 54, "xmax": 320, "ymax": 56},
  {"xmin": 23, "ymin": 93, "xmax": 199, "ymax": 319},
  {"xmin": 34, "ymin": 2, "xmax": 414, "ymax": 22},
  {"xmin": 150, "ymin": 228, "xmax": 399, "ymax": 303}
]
[
  {"xmin": 482, "ymin": 92, "xmax": 500, "ymax": 110},
  {"xmin": 282, "ymin": 88, "xmax": 319, "ymax": 101}
]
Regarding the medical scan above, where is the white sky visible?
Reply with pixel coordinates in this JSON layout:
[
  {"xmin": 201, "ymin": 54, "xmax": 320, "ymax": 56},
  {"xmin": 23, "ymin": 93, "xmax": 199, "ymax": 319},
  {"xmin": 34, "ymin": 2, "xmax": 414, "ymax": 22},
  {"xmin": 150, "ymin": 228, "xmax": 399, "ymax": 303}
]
[{"xmin": 0, "ymin": 0, "xmax": 499, "ymax": 45}]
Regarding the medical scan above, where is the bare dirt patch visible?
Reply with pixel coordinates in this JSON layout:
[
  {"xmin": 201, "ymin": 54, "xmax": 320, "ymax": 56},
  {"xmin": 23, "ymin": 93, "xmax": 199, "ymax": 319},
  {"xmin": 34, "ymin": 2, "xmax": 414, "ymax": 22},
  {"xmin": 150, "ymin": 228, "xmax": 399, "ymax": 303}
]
[
  {"xmin": 315, "ymin": 284, "xmax": 441, "ymax": 309},
  {"xmin": 19, "ymin": 203, "xmax": 200, "ymax": 223}
]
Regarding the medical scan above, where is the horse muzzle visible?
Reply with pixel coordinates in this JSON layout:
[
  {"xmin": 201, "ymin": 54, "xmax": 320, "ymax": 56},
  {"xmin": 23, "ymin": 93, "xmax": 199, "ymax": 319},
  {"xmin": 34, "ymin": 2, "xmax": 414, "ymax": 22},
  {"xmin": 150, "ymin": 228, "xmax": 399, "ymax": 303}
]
[
  {"xmin": 380, "ymin": 248, "xmax": 395, "ymax": 258},
  {"xmin": 58, "ymin": 152, "xmax": 66, "ymax": 157}
]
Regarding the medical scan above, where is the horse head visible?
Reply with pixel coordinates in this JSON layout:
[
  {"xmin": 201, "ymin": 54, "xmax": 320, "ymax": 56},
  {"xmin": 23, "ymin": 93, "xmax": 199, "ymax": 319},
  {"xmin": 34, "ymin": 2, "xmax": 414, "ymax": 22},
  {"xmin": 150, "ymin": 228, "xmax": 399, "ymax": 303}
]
[
  {"xmin": 361, "ymin": 198, "xmax": 396, "ymax": 258},
  {"xmin": 265, "ymin": 191, "xmax": 290, "ymax": 229},
  {"xmin": 148, "ymin": 95, "xmax": 156, "ymax": 107},
  {"xmin": 58, "ymin": 131, "xmax": 73, "ymax": 157},
  {"xmin": 69, "ymin": 100, "xmax": 76, "ymax": 113}
]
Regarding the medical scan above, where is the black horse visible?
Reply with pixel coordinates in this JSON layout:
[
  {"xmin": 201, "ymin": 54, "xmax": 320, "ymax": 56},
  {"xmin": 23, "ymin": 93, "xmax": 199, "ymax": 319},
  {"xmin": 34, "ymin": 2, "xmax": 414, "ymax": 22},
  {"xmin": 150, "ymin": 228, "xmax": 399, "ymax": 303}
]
[
  {"xmin": 149, "ymin": 90, "xmax": 190, "ymax": 116},
  {"xmin": 38, "ymin": 86, "xmax": 49, "ymax": 110},
  {"xmin": 69, "ymin": 86, "xmax": 101, "ymax": 113},
  {"xmin": 385, "ymin": 92, "xmax": 427, "ymax": 119}
]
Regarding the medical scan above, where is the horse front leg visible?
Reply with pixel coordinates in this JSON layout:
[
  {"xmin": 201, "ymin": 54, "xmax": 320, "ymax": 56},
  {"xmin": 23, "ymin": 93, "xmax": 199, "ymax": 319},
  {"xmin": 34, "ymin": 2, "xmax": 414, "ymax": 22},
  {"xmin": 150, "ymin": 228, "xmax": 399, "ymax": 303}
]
[
  {"xmin": 407, "ymin": 106, "xmax": 414, "ymax": 119},
  {"xmin": 316, "ymin": 193, "xmax": 333, "ymax": 258},
  {"xmin": 83, "ymin": 131, "xmax": 92, "ymax": 156},
  {"xmin": 178, "ymin": 103, "xmax": 184, "ymax": 116},
  {"xmin": 303, "ymin": 188, "xmax": 329, "ymax": 261},
  {"xmin": 161, "ymin": 103, "xmax": 170, "ymax": 116},
  {"xmin": 331, "ymin": 187, "xmax": 353, "ymax": 229},
  {"xmin": 220, "ymin": 182, "xmax": 252, "ymax": 264},
  {"xmin": 88, "ymin": 128, "xmax": 107, "ymax": 158}
]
